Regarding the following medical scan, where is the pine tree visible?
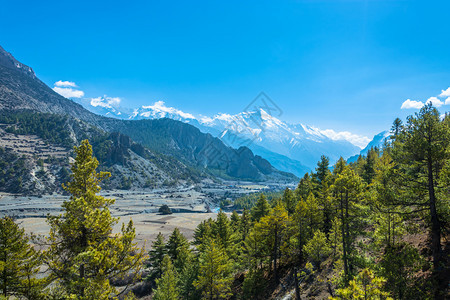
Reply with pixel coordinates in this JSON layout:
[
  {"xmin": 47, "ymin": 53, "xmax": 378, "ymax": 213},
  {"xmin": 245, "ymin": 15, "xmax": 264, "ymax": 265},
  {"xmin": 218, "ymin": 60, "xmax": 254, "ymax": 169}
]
[
  {"xmin": 166, "ymin": 228, "xmax": 190, "ymax": 272},
  {"xmin": 178, "ymin": 253, "xmax": 201, "ymax": 300},
  {"xmin": 282, "ymin": 188, "xmax": 296, "ymax": 215},
  {"xmin": 331, "ymin": 269, "xmax": 392, "ymax": 300},
  {"xmin": 331, "ymin": 165, "xmax": 364, "ymax": 283},
  {"xmin": 314, "ymin": 155, "xmax": 330, "ymax": 185},
  {"xmin": 294, "ymin": 173, "xmax": 314, "ymax": 201},
  {"xmin": 256, "ymin": 204, "xmax": 289, "ymax": 283},
  {"xmin": 45, "ymin": 140, "xmax": 143, "ymax": 299},
  {"xmin": 291, "ymin": 192, "xmax": 323, "ymax": 264},
  {"xmin": 230, "ymin": 210, "xmax": 240, "ymax": 231},
  {"xmin": 239, "ymin": 209, "xmax": 252, "ymax": 242},
  {"xmin": 153, "ymin": 255, "xmax": 179, "ymax": 300},
  {"xmin": 0, "ymin": 217, "xmax": 42, "ymax": 299},
  {"xmin": 251, "ymin": 194, "xmax": 271, "ymax": 222},
  {"xmin": 303, "ymin": 230, "xmax": 330, "ymax": 270},
  {"xmin": 194, "ymin": 239, "xmax": 233, "ymax": 299},
  {"xmin": 147, "ymin": 232, "xmax": 167, "ymax": 279},
  {"xmin": 193, "ymin": 218, "xmax": 213, "ymax": 246},
  {"xmin": 379, "ymin": 243, "xmax": 422, "ymax": 300},
  {"xmin": 212, "ymin": 210, "xmax": 232, "ymax": 249},
  {"xmin": 391, "ymin": 104, "xmax": 449, "ymax": 272},
  {"xmin": 362, "ymin": 148, "xmax": 378, "ymax": 184}
]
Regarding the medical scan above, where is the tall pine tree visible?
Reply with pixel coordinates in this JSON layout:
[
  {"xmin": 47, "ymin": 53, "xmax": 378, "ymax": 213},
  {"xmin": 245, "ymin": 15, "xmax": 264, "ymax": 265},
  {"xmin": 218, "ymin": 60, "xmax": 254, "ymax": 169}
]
[{"xmin": 45, "ymin": 140, "xmax": 143, "ymax": 299}]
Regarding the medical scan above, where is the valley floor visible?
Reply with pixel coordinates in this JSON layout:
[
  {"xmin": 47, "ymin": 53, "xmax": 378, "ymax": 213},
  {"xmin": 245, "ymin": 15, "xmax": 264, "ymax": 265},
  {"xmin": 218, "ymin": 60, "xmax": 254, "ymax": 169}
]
[{"xmin": 0, "ymin": 182, "xmax": 289, "ymax": 250}]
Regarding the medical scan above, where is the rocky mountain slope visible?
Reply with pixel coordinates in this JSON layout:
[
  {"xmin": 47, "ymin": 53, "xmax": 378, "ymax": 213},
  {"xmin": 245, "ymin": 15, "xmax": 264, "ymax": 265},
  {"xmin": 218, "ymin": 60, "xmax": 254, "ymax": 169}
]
[{"xmin": 0, "ymin": 45, "xmax": 296, "ymax": 193}]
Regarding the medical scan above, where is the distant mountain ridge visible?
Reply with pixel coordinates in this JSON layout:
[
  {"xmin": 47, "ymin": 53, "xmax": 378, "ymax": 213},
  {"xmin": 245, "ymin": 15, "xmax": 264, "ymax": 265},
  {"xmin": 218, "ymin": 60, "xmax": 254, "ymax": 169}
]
[
  {"xmin": 0, "ymin": 45, "xmax": 296, "ymax": 191},
  {"xmin": 77, "ymin": 98, "xmax": 362, "ymax": 175}
]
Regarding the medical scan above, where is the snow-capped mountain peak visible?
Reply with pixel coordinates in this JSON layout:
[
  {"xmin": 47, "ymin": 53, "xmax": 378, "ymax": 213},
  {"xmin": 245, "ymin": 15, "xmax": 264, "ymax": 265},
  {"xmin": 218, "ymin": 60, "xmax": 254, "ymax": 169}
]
[
  {"xmin": 135, "ymin": 101, "xmax": 195, "ymax": 120},
  {"xmin": 76, "ymin": 99, "xmax": 367, "ymax": 173}
]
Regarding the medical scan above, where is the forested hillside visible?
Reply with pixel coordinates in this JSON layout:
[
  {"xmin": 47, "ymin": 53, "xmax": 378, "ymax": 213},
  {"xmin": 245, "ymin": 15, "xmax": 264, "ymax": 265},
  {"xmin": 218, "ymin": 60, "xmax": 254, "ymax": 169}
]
[{"xmin": 0, "ymin": 110, "xmax": 202, "ymax": 193}]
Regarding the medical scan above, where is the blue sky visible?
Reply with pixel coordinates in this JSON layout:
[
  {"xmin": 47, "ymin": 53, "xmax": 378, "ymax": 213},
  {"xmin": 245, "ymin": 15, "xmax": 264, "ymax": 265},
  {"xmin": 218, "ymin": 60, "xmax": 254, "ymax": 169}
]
[{"xmin": 1, "ymin": 0, "xmax": 449, "ymax": 141}]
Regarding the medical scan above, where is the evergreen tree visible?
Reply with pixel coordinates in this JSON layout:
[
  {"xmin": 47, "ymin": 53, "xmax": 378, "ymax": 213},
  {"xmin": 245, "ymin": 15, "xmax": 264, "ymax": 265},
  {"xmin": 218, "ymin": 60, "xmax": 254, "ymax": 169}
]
[
  {"xmin": 194, "ymin": 239, "xmax": 233, "ymax": 299},
  {"xmin": 239, "ymin": 209, "xmax": 252, "ymax": 242},
  {"xmin": 314, "ymin": 155, "xmax": 330, "ymax": 184},
  {"xmin": 0, "ymin": 217, "xmax": 42, "ymax": 299},
  {"xmin": 282, "ymin": 188, "xmax": 296, "ymax": 215},
  {"xmin": 45, "ymin": 140, "xmax": 143, "ymax": 299},
  {"xmin": 291, "ymin": 192, "xmax": 323, "ymax": 264},
  {"xmin": 153, "ymin": 255, "xmax": 179, "ymax": 300},
  {"xmin": 166, "ymin": 228, "xmax": 190, "ymax": 272},
  {"xmin": 379, "ymin": 243, "xmax": 422, "ymax": 300},
  {"xmin": 390, "ymin": 117, "xmax": 403, "ymax": 137},
  {"xmin": 294, "ymin": 173, "xmax": 314, "ymax": 201},
  {"xmin": 331, "ymin": 269, "xmax": 392, "ymax": 300},
  {"xmin": 193, "ymin": 218, "xmax": 214, "ymax": 247},
  {"xmin": 362, "ymin": 148, "xmax": 377, "ymax": 184},
  {"xmin": 178, "ymin": 253, "xmax": 201, "ymax": 300},
  {"xmin": 331, "ymin": 165, "xmax": 364, "ymax": 283},
  {"xmin": 230, "ymin": 210, "xmax": 240, "ymax": 231},
  {"xmin": 212, "ymin": 210, "xmax": 232, "ymax": 249},
  {"xmin": 303, "ymin": 230, "xmax": 331, "ymax": 270},
  {"xmin": 391, "ymin": 104, "xmax": 449, "ymax": 271},
  {"xmin": 256, "ymin": 204, "xmax": 289, "ymax": 283},
  {"xmin": 251, "ymin": 194, "xmax": 271, "ymax": 222},
  {"xmin": 147, "ymin": 232, "xmax": 166, "ymax": 279}
]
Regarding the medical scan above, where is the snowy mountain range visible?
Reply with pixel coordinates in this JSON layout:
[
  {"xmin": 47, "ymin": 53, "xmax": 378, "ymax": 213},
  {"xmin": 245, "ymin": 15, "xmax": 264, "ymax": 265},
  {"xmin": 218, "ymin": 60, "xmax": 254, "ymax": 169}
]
[{"xmin": 74, "ymin": 98, "xmax": 371, "ymax": 176}]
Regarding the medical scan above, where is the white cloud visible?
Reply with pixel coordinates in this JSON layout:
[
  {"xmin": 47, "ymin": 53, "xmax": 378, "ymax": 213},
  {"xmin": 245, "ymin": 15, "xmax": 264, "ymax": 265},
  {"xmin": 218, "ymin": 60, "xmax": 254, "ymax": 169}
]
[
  {"xmin": 425, "ymin": 96, "xmax": 444, "ymax": 107},
  {"xmin": 319, "ymin": 128, "xmax": 370, "ymax": 149},
  {"xmin": 53, "ymin": 87, "xmax": 84, "ymax": 98},
  {"xmin": 445, "ymin": 97, "xmax": 450, "ymax": 105},
  {"xmin": 141, "ymin": 101, "xmax": 195, "ymax": 119},
  {"xmin": 54, "ymin": 80, "xmax": 77, "ymax": 87},
  {"xmin": 439, "ymin": 87, "xmax": 450, "ymax": 98},
  {"xmin": 401, "ymin": 99, "xmax": 424, "ymax": 109},
  {"xmin": 90, "ymin": 96, "xmax": 121, "ymax": 108}
]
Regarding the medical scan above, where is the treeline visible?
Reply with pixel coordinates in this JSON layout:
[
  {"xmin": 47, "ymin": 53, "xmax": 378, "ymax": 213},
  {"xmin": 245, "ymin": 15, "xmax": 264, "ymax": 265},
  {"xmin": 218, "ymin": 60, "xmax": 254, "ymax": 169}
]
[
  {"xmin": 0, "ymin": 147, "xmax": 29, "ymax": 193},
  {"xmin": 0, "ymin": 110, "xmax": 76, "ymax": 148},
  {"xmin": 0, "ymin": 110, "xmax": 202, "ymax": 193}
]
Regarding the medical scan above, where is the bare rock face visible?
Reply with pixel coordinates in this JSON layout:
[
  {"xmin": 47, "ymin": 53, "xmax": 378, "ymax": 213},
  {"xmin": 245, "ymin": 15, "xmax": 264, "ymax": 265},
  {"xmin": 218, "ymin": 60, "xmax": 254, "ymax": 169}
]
[{"xmin": 0, "ymin": 45, "xmax": 35, "ymax": 79}]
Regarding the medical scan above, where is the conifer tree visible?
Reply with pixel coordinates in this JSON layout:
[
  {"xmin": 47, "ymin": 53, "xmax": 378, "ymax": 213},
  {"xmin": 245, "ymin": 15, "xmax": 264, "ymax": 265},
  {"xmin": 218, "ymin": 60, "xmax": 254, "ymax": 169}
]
[
  {"xmin": 194, "ymin": 239, "xmax": 233, "ymax": 299},
  {"xmin": 45, "ymin": 140, "xmax": 143, "ymax": 299},
  {"xmin": 295, "ymin": 173, "xmax": 314, "ymax": 201},
  {"xmin": 256, "ymin": 204, "xmax": 289, "ymax": 283},
  {"xmin": 331, "ymin": 165, "xmax": 364, "ymax": 283},
  {"xmin": 153, "ymin": 255, "xmax": 179, "ymax": 300},
  {"xmin": 178, "ymin": 253, "xmax": 201, "ymax": 300},
  {"xmin": 212, "ymin": 210, "xmax": 232, "ymax": 249},
  {"xmin": 193, "ymin": 218, "xmax": 213, "ymax": 246},
  {"xmin": 391, "ymin": 104, "xmax": 449, "ymax": 272},
  {"xmin": 166, "ymin": 228, "xmax": 190, "ymax": 272},
  {"xmin": 282, "ymin": 188, "xmax": 296, "ymax": 215},
  {"xmin": 291, "ymin": 192, "xmax": 323, "ymax": 264},
  {"xmin": 303, "ymin": 230, "xmax": 330, "ymax": 270},
  {"xmin": 331, "ymin": 269, "xmax": 392, "ymax": 300},
  {"xmin": 147, "ymin": 232, "xmax": 166, "ymax": 279},
  {"xmin": 251, "ymin": 194, "xmax": 271, "ymax": 222},
  {"xmin": 239, "ymin": 209, "xmax": 252, "ymax": 242},
  {"xmin": 314, "ymin": 155, "xmax": 330, "ymax": 185},
  {"xmin": 0, "ymin": 217, "xmax": 42, "ymax": 299},
  {"xmin": 230, "ymin": 210, "xmax": 240, "ymax": 231}
]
